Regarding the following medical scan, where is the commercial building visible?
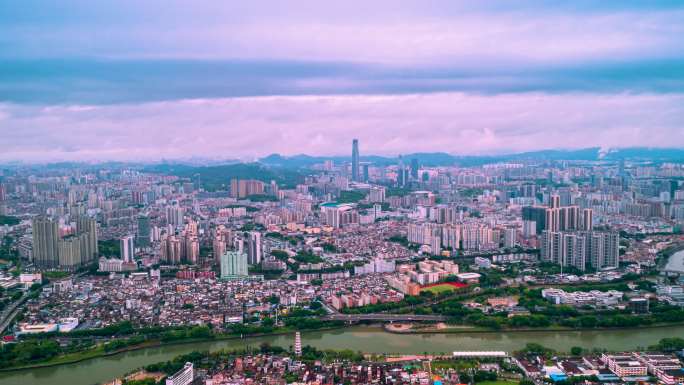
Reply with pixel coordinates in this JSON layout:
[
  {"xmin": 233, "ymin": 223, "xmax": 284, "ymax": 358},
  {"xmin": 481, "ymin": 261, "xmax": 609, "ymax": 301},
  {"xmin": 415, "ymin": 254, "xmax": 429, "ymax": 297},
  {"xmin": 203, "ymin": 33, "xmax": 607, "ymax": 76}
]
[
  {"xmin": 602, "ymin": 354, "xmax": 647, "ymax": 378},
  {"xmin": 136, "ymin": 214, "xmax": 151, "ymax": 248},
  {"xmin": 320, "ymin": 203, "xmax": 358, "ymax": 228},
  {"xmin": 166, "ymin": 362, "xmax": 194, "ymax": 385},
  {"xmin": 542, "ymin": 288, "xmax": 623, "ymax": 307}
]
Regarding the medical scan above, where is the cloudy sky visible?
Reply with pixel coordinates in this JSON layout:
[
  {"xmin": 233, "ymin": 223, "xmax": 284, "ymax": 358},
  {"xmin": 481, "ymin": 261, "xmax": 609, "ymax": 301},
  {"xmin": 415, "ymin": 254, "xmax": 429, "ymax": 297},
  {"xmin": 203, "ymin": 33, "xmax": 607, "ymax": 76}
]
[{"xmin": 1, "ymin": 1, "xmax": 684, "ymax": 162}]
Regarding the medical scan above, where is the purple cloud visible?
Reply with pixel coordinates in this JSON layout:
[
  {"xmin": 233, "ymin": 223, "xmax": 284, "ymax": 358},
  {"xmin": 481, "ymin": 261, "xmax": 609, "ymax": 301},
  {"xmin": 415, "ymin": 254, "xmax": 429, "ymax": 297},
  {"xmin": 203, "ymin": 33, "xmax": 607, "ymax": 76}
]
[{"xmin": 1, "ymin": 92, "xmax": 683, "ymax": 162}]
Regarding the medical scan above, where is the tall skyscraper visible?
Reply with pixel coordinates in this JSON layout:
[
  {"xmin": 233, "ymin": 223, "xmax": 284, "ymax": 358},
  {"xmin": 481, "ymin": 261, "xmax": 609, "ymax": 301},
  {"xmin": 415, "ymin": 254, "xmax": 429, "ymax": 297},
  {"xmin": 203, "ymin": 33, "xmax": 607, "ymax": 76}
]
[
  {"xmin": 161, "ymin": 235, "xmax": 182, "ymax": 264},
  {"xmin": 58, "ymin": 236, "xmax": 83, "ymax": 268},
  {"xmin": 351, "ymin": 139, "xmax": 359, "ymax": 182},
  {"xmin": 120, "ymin": 235, "xmax": 135, "ymax": 263},
  {"xmin": 33, "ymin": 216, "xmax": 98, "ymax": 269},
  {"xmin": 166, "ymin": 206, "xmax": 184, "ymax": 227},
  {"xmin": 410, "ymin": 158, "xmax": 419, "ymax": 179},
  {"xmin": 247, "ymin": 231, "xmax": 262, "ymax": 265},
  {"xmin": 220, "ymin": 250, "xmax": 248, "ymax": 279},
  {"xmin": 194, "ymin": 173, "xmax": 201, "ymax": 191},
  {"xmin": 136, "ymin": 214, "xmax": 151, "ymax": 248},
  {"xmin": 32, "ymin": 217, "xmax": 60, "ymax": 268},
  {"xmin": 74, "ymin": 216, "xmax": 98, "ymax": 263},
  {"xmin": 550, "ymin": 194, "xmax": 561, "ymax": 208},
  {"xmin": 184, "ymin": 236, "xmax": 199, "ymax": 264}
]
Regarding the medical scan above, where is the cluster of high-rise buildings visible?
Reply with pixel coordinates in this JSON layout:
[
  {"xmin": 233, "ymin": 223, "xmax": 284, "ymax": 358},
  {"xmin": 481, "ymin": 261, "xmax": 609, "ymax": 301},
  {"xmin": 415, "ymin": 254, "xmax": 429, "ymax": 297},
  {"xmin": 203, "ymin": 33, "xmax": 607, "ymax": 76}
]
[
  {"xmin": 407, "ymin": 222, "xmax": 517, "ymax": 254},
  {"xmin": 522, "ymin": 195, "xmax": 593, "ymax": 235},
  {"xmin": 219, "ymin": 250, "xmax": 249, "ymax": 279},
  {"xmin": 229, "ymin": 178, "xmax": 265, "ymax": 198},
  {"xmin": 160, "ymin": 221, "xmax": 200, "ymax": 264},
  {"xmin": 519, "ymin": 195, "xmax": 620, "ymax": 271},
  {"xmin": 540, "ymin": 230, "xmax": 620, "ymax": 271},
  {"xmin": 3, "ymin": 139, "xmax": 684, "ymax": 289},
  {"xmin": 31, "ymin": 216, "xmax": 98, "ymax": 269}
]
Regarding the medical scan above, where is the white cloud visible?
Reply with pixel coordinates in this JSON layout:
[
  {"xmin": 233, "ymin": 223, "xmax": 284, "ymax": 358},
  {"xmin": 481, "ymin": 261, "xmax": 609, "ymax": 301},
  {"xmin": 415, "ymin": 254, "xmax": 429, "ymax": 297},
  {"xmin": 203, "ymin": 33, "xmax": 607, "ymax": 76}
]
[{"xmin": 1, "ymin": 92, "xmax": 683, "ymax": 162}]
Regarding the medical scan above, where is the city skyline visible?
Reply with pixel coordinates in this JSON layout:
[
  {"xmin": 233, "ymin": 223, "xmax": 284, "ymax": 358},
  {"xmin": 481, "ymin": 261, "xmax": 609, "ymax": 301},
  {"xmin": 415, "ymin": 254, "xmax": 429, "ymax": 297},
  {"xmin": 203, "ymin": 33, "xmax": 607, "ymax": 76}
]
[
  {"xmin": 2, "ymin": 1, "xmax": 684, "ymax": 161},
  {"xmin": 4, "ymin": 2, "xmax": 684, "ymax": 384}
]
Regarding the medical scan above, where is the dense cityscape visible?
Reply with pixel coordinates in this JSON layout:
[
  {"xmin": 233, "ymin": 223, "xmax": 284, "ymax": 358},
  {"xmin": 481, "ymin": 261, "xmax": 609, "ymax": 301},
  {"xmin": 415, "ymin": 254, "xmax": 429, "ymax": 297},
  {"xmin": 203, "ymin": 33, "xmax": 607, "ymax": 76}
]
[
  {"xmin": 1, "ymin": 141, "xmax": 684, "ymax": 385},
  {"xmin": 4, "ymin": 1, "xmax": 684, "ymax": 385}
]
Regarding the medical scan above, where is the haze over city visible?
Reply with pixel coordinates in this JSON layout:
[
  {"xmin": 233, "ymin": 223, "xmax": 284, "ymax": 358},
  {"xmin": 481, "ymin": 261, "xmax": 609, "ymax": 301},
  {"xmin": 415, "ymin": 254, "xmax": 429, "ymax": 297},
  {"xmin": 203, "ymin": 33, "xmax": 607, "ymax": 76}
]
[{"xmin": 2, "ymin": 1, "xmax": 684, "ymax": 161}]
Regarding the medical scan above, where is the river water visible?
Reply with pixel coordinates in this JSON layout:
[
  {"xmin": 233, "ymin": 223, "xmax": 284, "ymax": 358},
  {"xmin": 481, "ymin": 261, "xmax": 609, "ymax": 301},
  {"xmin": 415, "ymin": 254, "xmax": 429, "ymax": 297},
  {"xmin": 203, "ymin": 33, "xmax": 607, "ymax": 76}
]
[
  {"xmin": 664, "ymin": 249, "xmax": 684, "ymax": 273},
  {"xmin": 2, "ymin": 325, "xmax": 684, "ymax": 385}
]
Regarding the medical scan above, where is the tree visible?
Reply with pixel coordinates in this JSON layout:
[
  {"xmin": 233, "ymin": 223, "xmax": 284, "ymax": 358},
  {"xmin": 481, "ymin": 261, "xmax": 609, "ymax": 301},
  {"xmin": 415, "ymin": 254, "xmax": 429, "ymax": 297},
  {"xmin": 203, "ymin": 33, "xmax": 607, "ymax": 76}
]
[
  {"xmin": 652, "ymin": 338, "xmax": 684, "ymax": 352},
  {"xmin": 578, "ymin": 316, "xmax": 598, "ymax": 328},
  {"xmin": 520, "ymin": 343, "xmax": 555, "ymax": 358},
  {"xmin": 267, "ymin": 295, "xmax": 280, "ymax": 304},
  {"xmin": 570, "ymin": 346, "xmax": 583, "ymax": 356},
  {"xmin": 459, "ymin": 372, "xmax": 473, "ymax": 384},
  {"xmin": 261, "ymin": 317, "xmax": 274, "ymax": 328}
]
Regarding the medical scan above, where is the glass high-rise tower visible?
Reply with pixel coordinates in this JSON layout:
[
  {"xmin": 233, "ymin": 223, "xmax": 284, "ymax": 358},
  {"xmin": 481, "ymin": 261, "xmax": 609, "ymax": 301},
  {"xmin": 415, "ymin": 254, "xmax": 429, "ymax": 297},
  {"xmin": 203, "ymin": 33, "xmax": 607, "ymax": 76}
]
[
  {"xmin": 351, "ymin": 139, "xmax": 359, "ymax": 181},
  {"xmin": 136, "ymin": 214, "xmax": 151, "ymax": 248}
]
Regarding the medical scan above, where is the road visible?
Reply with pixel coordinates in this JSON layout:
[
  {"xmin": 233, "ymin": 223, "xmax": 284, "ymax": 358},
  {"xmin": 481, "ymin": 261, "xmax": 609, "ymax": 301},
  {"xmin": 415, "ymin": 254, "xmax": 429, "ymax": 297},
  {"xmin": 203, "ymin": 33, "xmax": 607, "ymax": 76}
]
[
  {"xmin": 0, "ymin": 292, "xmax": 29, "ymax": 333},
  {"xmin": 323, "ymin": 313, "xmax": 447, "ymax": 322}
]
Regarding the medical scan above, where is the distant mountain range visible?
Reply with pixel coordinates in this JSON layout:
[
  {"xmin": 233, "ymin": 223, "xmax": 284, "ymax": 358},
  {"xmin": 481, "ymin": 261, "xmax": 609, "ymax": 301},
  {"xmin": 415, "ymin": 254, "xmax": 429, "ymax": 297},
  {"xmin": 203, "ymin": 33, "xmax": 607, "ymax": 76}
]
[
  {"xmin": 259, "ymin": 147, "xmax": 684, "ymax": 168},
  {"xmin": 3, "ymin": 147, "xmax": 683, "ymax": 171}
]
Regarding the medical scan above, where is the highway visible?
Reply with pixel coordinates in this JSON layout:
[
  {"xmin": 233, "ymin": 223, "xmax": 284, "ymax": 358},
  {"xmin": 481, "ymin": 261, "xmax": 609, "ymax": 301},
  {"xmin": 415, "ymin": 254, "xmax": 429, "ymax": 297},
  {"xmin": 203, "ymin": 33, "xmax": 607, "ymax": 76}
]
[
  {"xmin": 0, "ymin": 292, "xmax": 29, "ymax": 334},
  {"xmin": 323, "ymin": 313, "xmax": 447, "ymax": 322}
]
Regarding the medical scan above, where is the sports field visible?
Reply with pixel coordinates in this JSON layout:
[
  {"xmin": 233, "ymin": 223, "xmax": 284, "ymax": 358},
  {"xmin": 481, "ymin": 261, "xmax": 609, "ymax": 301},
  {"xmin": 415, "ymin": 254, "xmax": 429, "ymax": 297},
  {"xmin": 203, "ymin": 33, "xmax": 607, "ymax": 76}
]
[{"xmin": 420, "ymin": 283, "xmax": 458, "ymax": 294}]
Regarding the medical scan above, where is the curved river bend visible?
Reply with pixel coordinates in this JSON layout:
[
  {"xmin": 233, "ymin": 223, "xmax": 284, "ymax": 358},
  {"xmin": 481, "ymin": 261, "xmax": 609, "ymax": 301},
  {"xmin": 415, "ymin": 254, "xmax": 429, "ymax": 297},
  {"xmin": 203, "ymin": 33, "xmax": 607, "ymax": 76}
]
[
  {"xmin": 2, "ymin": 325, "xmax": 684, "ymax": 385},
  {"xmin": 664, "ymin": 249, "xmax": 684, "ymax": 273}
]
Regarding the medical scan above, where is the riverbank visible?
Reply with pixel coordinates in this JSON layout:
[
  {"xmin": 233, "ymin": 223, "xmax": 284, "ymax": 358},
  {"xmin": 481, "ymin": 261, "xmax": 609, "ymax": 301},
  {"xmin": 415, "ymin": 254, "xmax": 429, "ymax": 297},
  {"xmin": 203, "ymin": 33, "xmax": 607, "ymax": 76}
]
[
  {"xmin": 661, "ymin": 246, "xmax": 684, "ymax": 273},
  {"xmin": 0, "ymin": 325, "xmax": 347, "ymax": 373},
  {"xmin": 5, "ymin": 324, "xmax": 684, "ymax": 385},
  {"xmin": 6, "ymin": 319, "xmax": 684, "ymax": 373},
  {"xmin": 383, "ymin": 320, "xmax": 684, "ymax": 334}
]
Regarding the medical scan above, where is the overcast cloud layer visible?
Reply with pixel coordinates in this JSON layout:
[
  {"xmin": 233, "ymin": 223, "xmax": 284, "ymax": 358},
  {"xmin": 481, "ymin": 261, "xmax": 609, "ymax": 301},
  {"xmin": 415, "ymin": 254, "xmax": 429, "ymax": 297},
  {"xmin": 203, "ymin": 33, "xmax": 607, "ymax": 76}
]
[{"xmin": 1, "ymin": 1, "xmax": 684, "ymax": 161}]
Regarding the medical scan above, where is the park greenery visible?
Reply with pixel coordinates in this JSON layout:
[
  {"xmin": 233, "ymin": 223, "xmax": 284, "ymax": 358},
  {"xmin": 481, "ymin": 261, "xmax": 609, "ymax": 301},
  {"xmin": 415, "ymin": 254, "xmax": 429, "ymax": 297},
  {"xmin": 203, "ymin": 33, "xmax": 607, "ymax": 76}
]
[
  {"xmin": 0, "ymin": 215, "xmax": 20, "ymax": 226},
  {"xmin": 650, "ymin": 337, "xmax": 684, "ymax": 352},
  {"xmin": 0, "ymin": 235, "xmax": 19, "ymax": 265},
  {"xmin": 293, "ymin": 251, "xmax": 324, "ymax": 264},
  {"xmin": 337, "ymin": 190, "xmax": 366, "ymax": 203},
  {"xmin": 98, "ymin": 239, "xmax": 121, "ymax": 257},
  {"xmin": 246, "ymin": 194, "xmax": 278, "ymax": 202},
  {"xmin": 147, "ymin": 163, "xmax": 304, "ymax": 191}
]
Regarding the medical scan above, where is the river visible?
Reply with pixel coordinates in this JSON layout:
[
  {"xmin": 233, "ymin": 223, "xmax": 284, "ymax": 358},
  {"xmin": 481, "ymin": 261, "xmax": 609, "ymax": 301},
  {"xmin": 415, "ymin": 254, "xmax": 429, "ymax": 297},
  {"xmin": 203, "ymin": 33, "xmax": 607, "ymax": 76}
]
[
  {"xmin": 664, "ymin": 249, "xmax": 684, "ymax": 273},
  {"xmin": 2, "ymin": 325, "xmax": 684, "ymax": 385}
]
